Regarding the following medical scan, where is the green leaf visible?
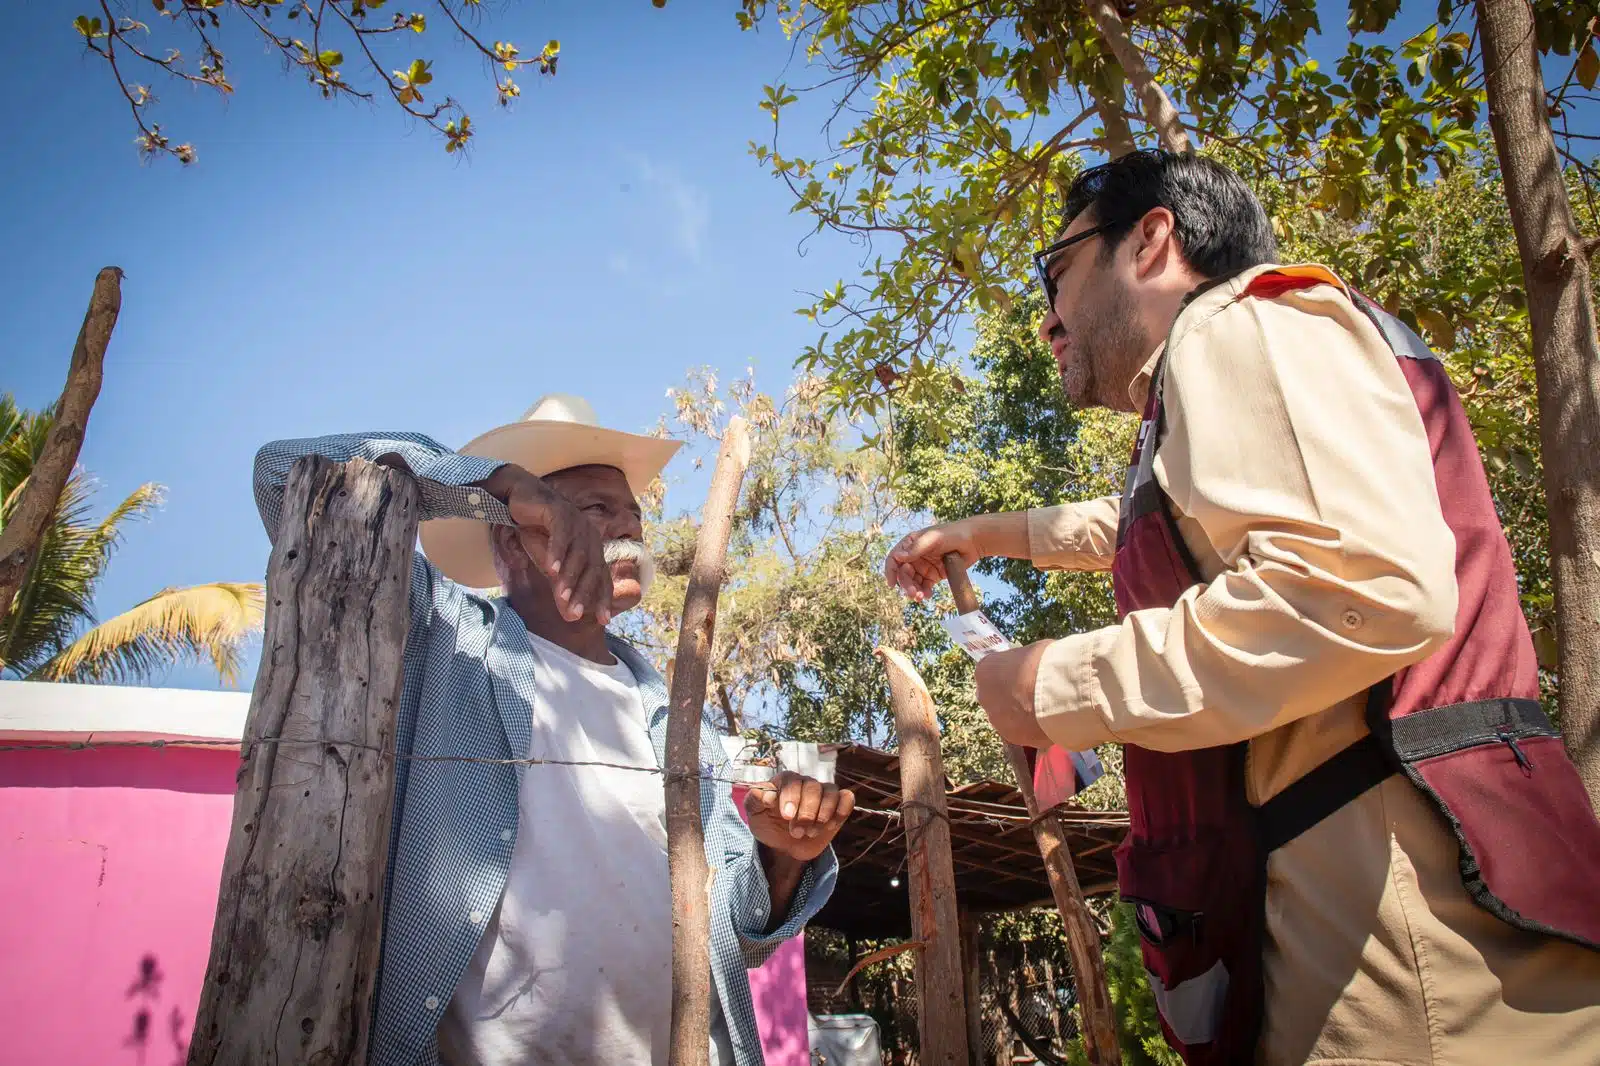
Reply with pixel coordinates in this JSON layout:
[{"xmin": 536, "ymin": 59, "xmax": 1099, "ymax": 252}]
[
  {"xmin": 409, "ymin": 58, "xmax": 432, "ymax": 85},
  {"xmin": 1415, "ymin": 307, "xmax": 1456, "ymax": 349},
  {"xmin": 318, "ymin": 50, "xmax": 344, "ymax": 69},
  {"xmin": 1578, "ymin": 40, "xmax": 1599, "ymax": 91}
]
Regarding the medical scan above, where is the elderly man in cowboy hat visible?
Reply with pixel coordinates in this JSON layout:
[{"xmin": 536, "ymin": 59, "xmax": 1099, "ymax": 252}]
[{"xmin": 253, "ymin": 395, "xmax": 853, "ymax": 1066}]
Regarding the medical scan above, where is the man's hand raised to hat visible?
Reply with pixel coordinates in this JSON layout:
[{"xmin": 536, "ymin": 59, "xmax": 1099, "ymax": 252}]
[{"xmin": 483, "ymin": 465, "xmax": 614, "ymax": 626}]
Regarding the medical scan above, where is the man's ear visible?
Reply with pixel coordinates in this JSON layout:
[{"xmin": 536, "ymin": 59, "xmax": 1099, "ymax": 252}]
[
  {"xmin": 489, "ymin": 524, "xmax": 530, "ymax": 577},
  {"xmin": 1133, "ymin": 207, "xmax": 1178, "ymax": 275}
]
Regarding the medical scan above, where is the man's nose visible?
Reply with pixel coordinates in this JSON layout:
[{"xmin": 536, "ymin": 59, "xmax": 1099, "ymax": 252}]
[
  {"xmin": 1038, "ymin": 308, "xmax": 1060, "ymax": 343},
  {"xmin": 612, "ymin": 512, "xmax": 644, "ymax": 541}
]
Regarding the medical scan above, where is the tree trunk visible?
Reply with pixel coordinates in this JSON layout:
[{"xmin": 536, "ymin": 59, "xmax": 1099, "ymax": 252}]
[
  {"xmin": 188, "ymin": 456, "xmax": 419, "ymax": 1065},
  {"xmin": 960, "ymin": 910, "xmax": 987, "ymax": 1066},
  {"xmin": 1085, "ymin": 0, "xmax": 1192, "ymax": 154},
  {"xmin": 666, "ymin": 416, "xmax": 753, "ymax": 1066},
  {"xmin": 0, "ymin": 267, "xmax": 123, "ymax": 629},
  {"xmin": 943, "ymin": 556, "xmax": 1120, "ymax": 1065},
  {"xmin": 1475, "ymin": 0, "xmax": 1600, "ymax": 808},
  {"xmin": 878, "ymin": 645, "xmax": 971, "ymax": 1066}
]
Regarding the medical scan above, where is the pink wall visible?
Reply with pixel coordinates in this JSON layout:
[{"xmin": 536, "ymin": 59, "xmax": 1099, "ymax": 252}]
[
  {"xmin": 0, "ymin": 746, "xmax": 237, "ymax": 1066},
  {"xmin": 750, "ymin": 936, "xmax": 810, "ymax": 1066},
  {"xmin": 1, "ymin": 746, "xmax": 810, "ymax": 1065}
]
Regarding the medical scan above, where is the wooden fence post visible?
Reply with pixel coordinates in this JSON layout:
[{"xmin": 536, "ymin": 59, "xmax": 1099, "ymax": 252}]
[
  {"xmin": 188, "ymin": 456, "xmax": 420, "ymax": 1066},
  {"xmin": 666, "ymin": 417, "xmax": 753, "ymax": 1066},
  {"xmin": 942, "ymin": 555, "xmax": 1120, "ymax": 1066},
  {"xmin": 878, "ymin": 646, "xmax": 969, "ymax": 1066}
]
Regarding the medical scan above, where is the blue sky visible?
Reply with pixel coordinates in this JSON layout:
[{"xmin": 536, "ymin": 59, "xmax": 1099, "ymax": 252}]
[
  {"xmin": 6, "ymin": 3, "xmax": 1583, "ymax": 691},
  {"xmin": 5, "ymin": 1, "xmax": 873, "ymax": 689}
]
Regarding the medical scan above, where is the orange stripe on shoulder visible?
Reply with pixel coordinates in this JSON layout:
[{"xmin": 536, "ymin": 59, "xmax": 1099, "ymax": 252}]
[{"xmin": 1240, "ymin": 265, "xmax": 1345, "ymax": 301}]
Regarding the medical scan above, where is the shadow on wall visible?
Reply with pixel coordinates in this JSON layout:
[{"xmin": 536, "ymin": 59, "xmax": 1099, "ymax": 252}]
[{"xmin": 123, "ymin": 954, "xmax": 189, "ymax": 1066}]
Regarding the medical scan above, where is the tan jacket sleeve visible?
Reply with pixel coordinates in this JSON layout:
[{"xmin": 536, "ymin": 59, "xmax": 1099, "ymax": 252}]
[
  {"xmin": 1032, "ymin": 281, "xmax": 1460, "ymax": 753},
  {"xmin": 1026, "ymin": 497, "xmax": 1121, "ymax": 572}
]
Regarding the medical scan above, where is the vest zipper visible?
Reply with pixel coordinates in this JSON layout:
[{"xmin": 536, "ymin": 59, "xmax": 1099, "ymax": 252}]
[{"xmin": 1496, "ymin": 728, "xmax": 1534, "ymax": 776}]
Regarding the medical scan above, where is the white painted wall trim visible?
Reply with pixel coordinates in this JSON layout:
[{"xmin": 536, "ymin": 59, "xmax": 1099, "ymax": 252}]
[{"xmin": 0, "ymin": 680, "xmax": 248, "ymax": 746}]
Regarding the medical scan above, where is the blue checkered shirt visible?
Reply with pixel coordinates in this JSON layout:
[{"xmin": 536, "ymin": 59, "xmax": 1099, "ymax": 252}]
[{"xmin": 254, "ymin": 433, "xmax": 838, "ymax": 1066}]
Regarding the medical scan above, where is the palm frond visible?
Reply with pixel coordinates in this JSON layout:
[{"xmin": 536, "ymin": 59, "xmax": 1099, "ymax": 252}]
[
  {"xmin": 0, "ymin": 479, "xmax": 162, "ymax": 674},
  {"xmin": 35, "ymin": 582, "xmax": 266, "ymax": 687},
  {"xmin": 75, "ymin": 482, "xmax": 164, "ymax": 573}
]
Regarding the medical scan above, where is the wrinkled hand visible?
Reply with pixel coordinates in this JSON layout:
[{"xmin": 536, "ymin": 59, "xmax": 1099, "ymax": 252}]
[
  {"xmin": 974, "ymin": 641, "xmax": 1056, "ymax": 749},
  {"xmin": 491, "ymin": 466, "xmax": 614, "ymax": 624},
  {"xmin": 742, "ymin": 771, "xmax": 856, "ymax": 863},
  {"xmin": 883, "ymin": 520, "xmax": 981, "ymax": 602}
]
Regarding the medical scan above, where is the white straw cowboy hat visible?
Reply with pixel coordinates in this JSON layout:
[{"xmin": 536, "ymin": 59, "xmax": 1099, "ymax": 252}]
[{"xmin": 419, "ymin": 394, "xmax": 681, "ymax": 588}]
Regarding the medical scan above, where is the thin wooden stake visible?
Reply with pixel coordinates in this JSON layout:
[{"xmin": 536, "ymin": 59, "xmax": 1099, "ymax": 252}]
[
  {"xmin": 878, "ymin": 645, "xmax": 970, "ymax": 1066},
  {"xmin": 188, "ymin": 456, "xmax": 420, "ymax": 1065},
  {"xmin": 666, "ymin": 416, "xmax": 753, "ymax": 1066},
  {"xmin": 943, "ymin": 555, "xmax": 1121, "ymax": 1066}
]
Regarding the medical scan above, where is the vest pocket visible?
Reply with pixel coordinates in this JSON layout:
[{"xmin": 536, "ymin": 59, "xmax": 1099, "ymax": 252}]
[{"xmin": 1116, "ymin": 834, "xmax": 1237, "ymax": 1051}]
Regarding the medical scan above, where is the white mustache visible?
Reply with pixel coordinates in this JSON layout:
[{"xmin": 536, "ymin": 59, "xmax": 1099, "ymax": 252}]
[{"xmin": 602, "ymin": 538, "xmax": 655, "ymax": 598}]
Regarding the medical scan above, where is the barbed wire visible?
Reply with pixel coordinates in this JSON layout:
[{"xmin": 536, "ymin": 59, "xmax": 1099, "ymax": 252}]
[
  {"xmin": 0, "ymin": 735, "xmax": 740, "ymax": 786},
  {"xmin": 0, "ymin": 735, "xmax": 1125, "ymax": 831}
]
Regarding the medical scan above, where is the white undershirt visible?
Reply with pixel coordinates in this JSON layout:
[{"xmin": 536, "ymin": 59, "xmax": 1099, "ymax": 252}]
[{"xmin": 439, "ymin": 631, "xmax": 731, "ymax": 1066}]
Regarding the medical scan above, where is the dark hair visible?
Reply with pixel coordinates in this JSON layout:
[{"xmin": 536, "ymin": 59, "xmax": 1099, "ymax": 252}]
[{"xmin": 1062, "ymin": 150, "xmax": 1277, "ymax": 278}]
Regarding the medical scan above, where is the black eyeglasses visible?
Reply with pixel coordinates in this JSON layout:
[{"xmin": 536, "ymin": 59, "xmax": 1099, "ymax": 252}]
[{"xmin": 1032, "ymin": 222, "xmax": 1111, "ymax": 310}]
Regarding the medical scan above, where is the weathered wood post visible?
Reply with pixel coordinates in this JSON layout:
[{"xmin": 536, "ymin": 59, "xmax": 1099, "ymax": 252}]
[
  {"xmin": 942, "ymin": 555, "xmax": 1120, "ymax": 1065},
  {"xmin": 877, "ymin": 646, "xmax": 970, "ymax": 1066},
  {"xmin": 666, "ymin": 416, "xmax": 753, "ymax": 1066},
  {"xmin": 188, "ymin": 456, "xmax": 419, "ymax": 1066}
]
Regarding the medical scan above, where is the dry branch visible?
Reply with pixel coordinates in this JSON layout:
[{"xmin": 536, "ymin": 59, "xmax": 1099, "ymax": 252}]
[
  {"xmin": 666, "ymin": 416, "xmax": 754, "ymax": 1066},
  {"xmin": 0, "ymin": 267, "xmax": 123, "ymax": 626}
]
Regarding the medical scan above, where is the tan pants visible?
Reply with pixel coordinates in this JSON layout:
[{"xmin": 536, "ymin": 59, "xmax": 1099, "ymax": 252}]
[{"xmin": 1257, "ymin": 775, "xmax": 1600, "ymax": 1065}]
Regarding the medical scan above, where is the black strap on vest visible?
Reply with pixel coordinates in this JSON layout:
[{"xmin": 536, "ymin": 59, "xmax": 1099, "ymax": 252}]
[
  {"xmin": 1256, "ymin": 693, "xmax": 1556, "ymax": 853},
  {"xmin": 1256, "ymin": 732, "xmax": 1393, "ymax": 853}
]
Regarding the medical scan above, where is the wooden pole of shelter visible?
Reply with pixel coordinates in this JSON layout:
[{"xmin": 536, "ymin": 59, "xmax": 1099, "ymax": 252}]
[
  {"xmin": 960, "ymin": 909, "xmax": 986, "ymax": 1065},
  {"xmin": 942, "ymin": 555, "xmax": 1121, "ymax": 1065},
  {"xmin": 666, "ymin": 416, "xmax": 753, "ymax": 1066},
  {"xmin": 876, "ymin": 644, "xmax": 970, "ymax": 1066},
  {"xmin": 188, "ymin": 456, "xmax": 420, "ymax": 1065},
  {"xmin": 0, "ymin": 267, "xmax": 123, "ymax": 629}
]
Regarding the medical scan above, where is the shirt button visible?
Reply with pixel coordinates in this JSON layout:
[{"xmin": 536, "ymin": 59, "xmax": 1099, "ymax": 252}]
[
  {"xmin": 473, "ymin": 509, "xmax": 487, "ymax": 520},
  {"xmin": 467, "ymin": 492, "xmax": 482, "ymax": 505},
  {"xmin": 1341, "ymin": 609, "xmax": 1363, "ymax": 630},
  {"xmin": 469, "ymin": 910, "xmax": 485, "ymax": 925},
  {"xmin": 500, "ymin": 828, "xmax": 513, "ymax": 842},
  {"xmin": 424, "ymin": 996, "xmax": 440, "ymax": 1011}
]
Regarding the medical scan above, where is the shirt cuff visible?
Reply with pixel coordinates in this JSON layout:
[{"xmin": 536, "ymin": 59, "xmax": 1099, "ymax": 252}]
[
  {"xmin": 1032, "ymin": 627, "xmax": 1120, "ymax": 751},
  {"xmin": 1026, "ymin": 501, "xmax": 1117, "ymax": 571},
  {"xmin": 414, "ymin": 454, "xmax": 515, "ymax": 525}
]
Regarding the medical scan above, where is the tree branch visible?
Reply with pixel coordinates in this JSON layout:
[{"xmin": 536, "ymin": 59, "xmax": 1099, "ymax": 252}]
[
  {"xmin": 1085, "ymin": 0, "xmax": 1192, "ymax": 153},
  {"xmin": 0, "ymin": 267, "xmax": 124, "ymax": 633}
]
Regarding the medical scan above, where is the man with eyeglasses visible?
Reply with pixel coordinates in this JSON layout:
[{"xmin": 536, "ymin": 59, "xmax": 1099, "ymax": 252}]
[{"xmin": 885, "ymin": 151, "xmax": 1600, "ymax": 1066}]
